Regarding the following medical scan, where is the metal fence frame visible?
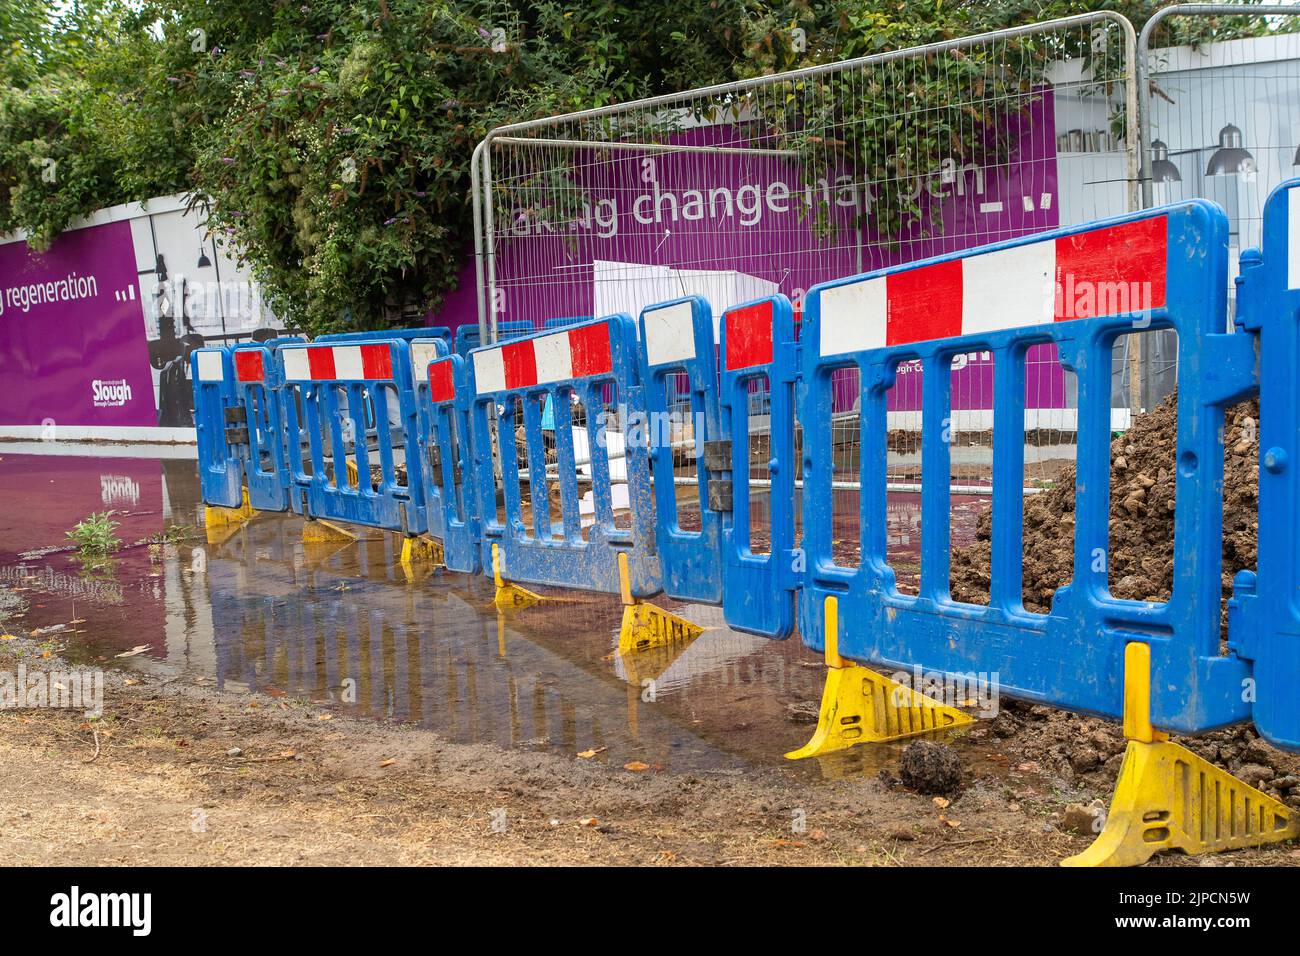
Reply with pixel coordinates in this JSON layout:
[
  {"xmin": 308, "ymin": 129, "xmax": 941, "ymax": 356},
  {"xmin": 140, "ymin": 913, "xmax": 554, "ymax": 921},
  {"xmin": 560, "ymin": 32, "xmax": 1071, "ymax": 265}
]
[
  {"xmin": 1137, "ymin": 2, "xmax": 1300, "ymax": 209},
  {"xmin": 1135, "ymin": 3, "xmax": 1300, "ymax": 411},
  {"xmin": 471, "ymin": 11, "xmax": 1141, "ymax": 347}
]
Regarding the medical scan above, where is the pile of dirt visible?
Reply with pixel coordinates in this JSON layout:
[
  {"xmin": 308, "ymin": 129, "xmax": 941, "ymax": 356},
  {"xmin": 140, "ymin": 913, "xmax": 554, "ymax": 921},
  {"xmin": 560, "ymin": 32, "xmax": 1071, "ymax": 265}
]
[
  {"xmin": 949, "ymin": 393, "xmax": 1300, "ymax": 805},
  {"xmin": 981, "ymin": 700, "xmax": 1300, "ymax": 809},
  {"xmin": 951, "ymin": 392, "xmax": 1260, "ymax": 621}
]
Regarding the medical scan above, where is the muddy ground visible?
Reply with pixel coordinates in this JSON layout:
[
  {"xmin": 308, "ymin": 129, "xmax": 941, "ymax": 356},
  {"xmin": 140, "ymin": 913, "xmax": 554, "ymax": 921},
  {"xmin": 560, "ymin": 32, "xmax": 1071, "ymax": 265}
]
[{"xmin": 1, "ymin": 631, "xmax": 1296, "ymax": 867}]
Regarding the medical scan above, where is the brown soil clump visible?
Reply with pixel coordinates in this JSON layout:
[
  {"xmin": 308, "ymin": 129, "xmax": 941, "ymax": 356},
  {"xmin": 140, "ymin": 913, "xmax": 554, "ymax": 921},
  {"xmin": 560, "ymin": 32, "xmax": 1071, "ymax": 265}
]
[
  {"xmin": 951, "ymin": 392, "xmax": 1260, "ymax": 621},
  {"xmin": 949, "ymin": 393, "xmax": 1299, "ymax": 803}
]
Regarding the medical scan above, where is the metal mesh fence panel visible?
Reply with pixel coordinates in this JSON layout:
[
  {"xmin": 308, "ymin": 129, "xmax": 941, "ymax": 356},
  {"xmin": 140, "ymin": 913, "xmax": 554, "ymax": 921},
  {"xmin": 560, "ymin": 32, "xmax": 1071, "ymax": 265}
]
[
  {"xmin": 1139, "ymin": 3, "xmax": 1300, "ymax": 410},
  {"xmin": 475, "ymin": 13, "xmax": 1139, "ymax": 550}
]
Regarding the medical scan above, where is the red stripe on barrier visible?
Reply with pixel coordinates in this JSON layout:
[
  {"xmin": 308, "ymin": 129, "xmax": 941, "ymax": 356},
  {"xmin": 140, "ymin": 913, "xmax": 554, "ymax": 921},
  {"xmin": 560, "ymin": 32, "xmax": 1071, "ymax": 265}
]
[
  {"xmin": 360, "ymin": 343, "xmax": 392, "ymax": 379},
  {"xmin": 1054, "ymin": 216, "xmax": 1167, "ymax": 321},
  {"xmin": 234, "ymin": 350, "xmax": 264, "ymax": 382},
  {"xmin": 887, "ymin": 259, "xmax": 963, "ymax": 345},
  {"xmin": 307, "ymin": 346, "xmax": 336, "ymax": 379},
  {"xmin": 428, "ymin": 359, "xmax": 455, "ymax": 404},
  {"xmin": 501, "ymin": 340, "xmax": 538, "ymax": 390},
  {"xmin": 568, "ymin": 322, "xmax": 612, "ymax": 378},
  {"xmin": 725, "ymin": 301, "xmax": 774, "ymax": 370}
]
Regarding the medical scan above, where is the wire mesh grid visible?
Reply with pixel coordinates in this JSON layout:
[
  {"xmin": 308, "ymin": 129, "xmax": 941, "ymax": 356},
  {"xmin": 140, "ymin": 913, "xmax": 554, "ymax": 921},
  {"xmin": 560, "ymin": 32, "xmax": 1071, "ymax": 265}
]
[{"xmin": 1139, "ymin": 5, "xmax": 1300, "ymax": 409}]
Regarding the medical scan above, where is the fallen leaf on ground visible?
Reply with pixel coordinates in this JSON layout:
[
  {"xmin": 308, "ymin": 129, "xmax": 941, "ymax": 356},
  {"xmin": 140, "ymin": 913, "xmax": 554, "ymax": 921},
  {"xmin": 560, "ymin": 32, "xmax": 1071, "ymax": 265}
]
[
  {"xmin": 378, "ymin": 758, "xmax": 395, "ymax": 768},
  {"xmin": 579, "ymin": 817, "xmax": 599, "ymax": 827},
  {"xmin": 115, "ymin": 645, "xmax": 150, "ymax": 658},
  {"xmin": 317, "ymin": 713, "xmax": 333, "ymax": 721},
  {"xmin": 0, "ymin": 635, "xmax": 15, "ymax": 642},
  {"xmin": 577, "ymin": 747, "xmax": 607, "ymax": 759},
  {"xmin": 933, "ymin": 797, "xmax": 950, "ymax": 809},
  {"xmin": 623, "ymin": 761, "xmax": 649, "ymax": 772},
  {"xmin": 772, "ymin": 839, "xmax": 807, "ymax": 848}
]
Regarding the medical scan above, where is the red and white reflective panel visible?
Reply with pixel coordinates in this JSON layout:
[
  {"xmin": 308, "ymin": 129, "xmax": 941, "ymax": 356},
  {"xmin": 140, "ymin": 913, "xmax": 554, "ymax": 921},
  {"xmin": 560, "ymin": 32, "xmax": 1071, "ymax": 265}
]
[
  {"xmin": 472, "ymin": 322, "xmax": 613, "ymax": 395},
  {"xmin": 818, "ymin": 216, "xmax": 1169, "ymax": 357},
  {"xmin": 410, "ymin": 340, "xmax": 443, "ymax": 381},
  {"xmin": 195, "ymin": 350, "xmax": 225, "ymax": 382},
  {"xmin": 234, "ymin": 350, "xmax": 265, "ymax": 383},
  {"xmin": 643, "ymin": 301, "xmax": 696, "ymax": 367},
  {"xmin": 282, "ymin": 344, "xmax": 394, "ymax": 381},
  {"xmin": 428, "ymin": 358, "xmax": 455, "ymax": 404},
  {"xmin": 1288, "ymin": 187, "xmax": 1299, "ymax": 290},
  {"xmin": 724, "ymin": 300, "xmax": 775, "ymax": 371}
]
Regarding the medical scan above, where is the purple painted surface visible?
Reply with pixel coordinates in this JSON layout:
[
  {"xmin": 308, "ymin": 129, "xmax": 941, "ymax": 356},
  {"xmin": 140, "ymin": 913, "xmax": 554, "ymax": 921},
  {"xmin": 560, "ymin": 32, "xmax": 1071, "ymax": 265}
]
[{"xmin": 0, "ymin": 220, "xmax": 155, "ymax": 428}]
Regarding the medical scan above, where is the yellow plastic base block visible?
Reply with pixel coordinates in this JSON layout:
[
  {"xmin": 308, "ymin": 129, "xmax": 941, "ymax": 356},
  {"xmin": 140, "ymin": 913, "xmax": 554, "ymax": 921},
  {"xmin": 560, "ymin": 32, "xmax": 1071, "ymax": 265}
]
[
  {"xmin": 786, "ymin": 661, "xmax": 974, "ymax": 759},
  {"xmin": 1063, "ymin": 641, "xmax": 1300, "ymax": 866},
  {"xmin": 618, "ymin": 602, "xmax": 704, "ymax": 654},
  {"xmin": 1061, "ymin": 737, "xmax": 1300, "ymax": 867},
  {"xmin": 491, "ymin": 543, "xmax": 545, "ymax": 610},
  {"xmin": 786, "ymin": 596, "xmax": 973, "ymax": 760},
  {"xmin": 615, "ymin": 552, "xmax": 703, "ymax": 654},
  {"xmin": 302, "ymin": 519, "xmax": 358, "ymax": 544},
  {"xmin": 400, "ymin": 535, "xmax": 444, "ymax": 568},
  {"xmin": 204, "ymin": 488, "xmax": 256, "ymax": 529}
]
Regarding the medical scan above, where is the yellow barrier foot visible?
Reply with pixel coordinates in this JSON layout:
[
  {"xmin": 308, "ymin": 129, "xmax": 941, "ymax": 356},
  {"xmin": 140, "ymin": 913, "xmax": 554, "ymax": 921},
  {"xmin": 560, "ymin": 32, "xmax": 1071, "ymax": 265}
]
[
  {"xmin": 302, "ymin": 519, "xmax": 358, "ymax": 544},
  {"xmin": 1062, "ymin": 642, "xmax": 1300, "ymax": 866},
  {"xmin": 399, "ymin": 535, "xmax": 444, "ymax": 568},
  {"xmin": 618, "ymin": 602, "xmax": 704, "ymax": 654},
  {"xmin": 1060, "ymin": 738, "xmax": 1300, "ymax": 867},
  {"xmin": 785, "ymin": 596, "xmax": 973, "ymax": 760},
  {"xmin": 492, "ymin": 543, "xmax": 544, "ymax": 610},
  {"xmin": 204, "ymin": 487, "xmax": 256, "ymax": 530},
  {"xmin": 616, "ymin": 553, "xmax": 703, "ymax": 654}
]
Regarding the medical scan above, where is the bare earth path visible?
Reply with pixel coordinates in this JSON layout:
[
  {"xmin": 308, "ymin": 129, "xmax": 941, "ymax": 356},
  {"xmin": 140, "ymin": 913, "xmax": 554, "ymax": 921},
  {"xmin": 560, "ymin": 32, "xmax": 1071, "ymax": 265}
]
[{"xmin": 2, "ymin": 639, "xmax": 1297, "ymax": 867}]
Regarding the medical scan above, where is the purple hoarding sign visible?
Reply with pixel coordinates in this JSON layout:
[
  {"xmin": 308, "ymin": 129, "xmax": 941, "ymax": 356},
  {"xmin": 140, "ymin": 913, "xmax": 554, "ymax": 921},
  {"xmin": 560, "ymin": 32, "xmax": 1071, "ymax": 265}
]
[{"xmin": 0, "ymin": 220, "xmax": 156, "ymax": 429}]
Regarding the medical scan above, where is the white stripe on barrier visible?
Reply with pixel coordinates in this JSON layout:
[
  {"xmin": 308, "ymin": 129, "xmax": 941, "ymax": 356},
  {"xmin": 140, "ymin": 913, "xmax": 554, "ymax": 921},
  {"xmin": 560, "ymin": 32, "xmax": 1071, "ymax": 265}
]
[
  {"xmin": 533, "ymin": 331, "xmax": 573, "ymax": 383},
  {"xmin": 819, "ymin": 277, "xmax": 886, "ymax": 357},
  {"xmin": 283, "ymin": 348, "xmax": 311, "ymax": 382},
  {"xmin": 643, "ymin": 301, "xmax": 696, "ymax": 367},
  {"xmin": 196, "ymin": 351, "xmax": 225, "ymax": 382},
  {"xmin": 333, "ymin": 345, "xmax": 364, "ymax": 380},
  {"xmin": 962, "ymin": 240, "xmax": 1055, "ymax": 334},
  {"xmin": 411, "ymin": 340, "xmax": 443, "ymax": 380},
  {"xmin": 1289, "ymin": 188, "xmax": 1299, "ymax": 291},
  {"xmin": 473, "ymin": 347, "xmax": 507, "ymax": 394},
  {"xmin": 472, "ymin": 323, "xmax": 612, "ymax": 394}
]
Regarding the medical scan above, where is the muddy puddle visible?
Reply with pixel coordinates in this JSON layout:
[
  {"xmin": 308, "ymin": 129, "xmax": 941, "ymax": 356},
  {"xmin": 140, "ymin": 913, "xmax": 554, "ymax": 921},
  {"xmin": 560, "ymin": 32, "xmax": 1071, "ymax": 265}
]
[{"xmin": 0, "ymin": 449, "xmax": 1002, "ymax": 780}]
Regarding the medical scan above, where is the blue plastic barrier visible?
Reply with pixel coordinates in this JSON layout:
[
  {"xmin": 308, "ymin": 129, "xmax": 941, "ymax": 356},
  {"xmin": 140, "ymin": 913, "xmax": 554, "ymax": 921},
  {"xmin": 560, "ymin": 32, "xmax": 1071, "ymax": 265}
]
[
  {"xmin": 228, "ymin": 342, "xmax": 292, "ymax": 512},
  {"xmin": 416, "ymin": 353, "xmax": 481, "ymax": 572},
  {"xmin": 791, "ymin": 201, "xmax": 1255, "ymax": 733},
  {"xmin": 717, "ymin": 296, "xmax": 800, "ymax": 638},
  {"xmin": 277, "ymin": 336, "xmax": 441, "ymax": 534},
  {"xmin": 1236, "ymin": 178, "xmax": 1300, "ymax": 750},
  {"xmin": 191, "ymin": 345, "xmax": 246, "ymax": 509},
  {"xmin": 637, "ymin": 296, "xmax": 725, "ymax": 604},
  {"xmin": 466, "ymin": 316, "xmax": 661, "ymax": 596},
  {"xmin": 454, "ymin": 321, "xmax": 533, "ymax": 356},
  {"xmin": 543, "ymin": 316, "xmax": 592, "ymax": 331}
]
